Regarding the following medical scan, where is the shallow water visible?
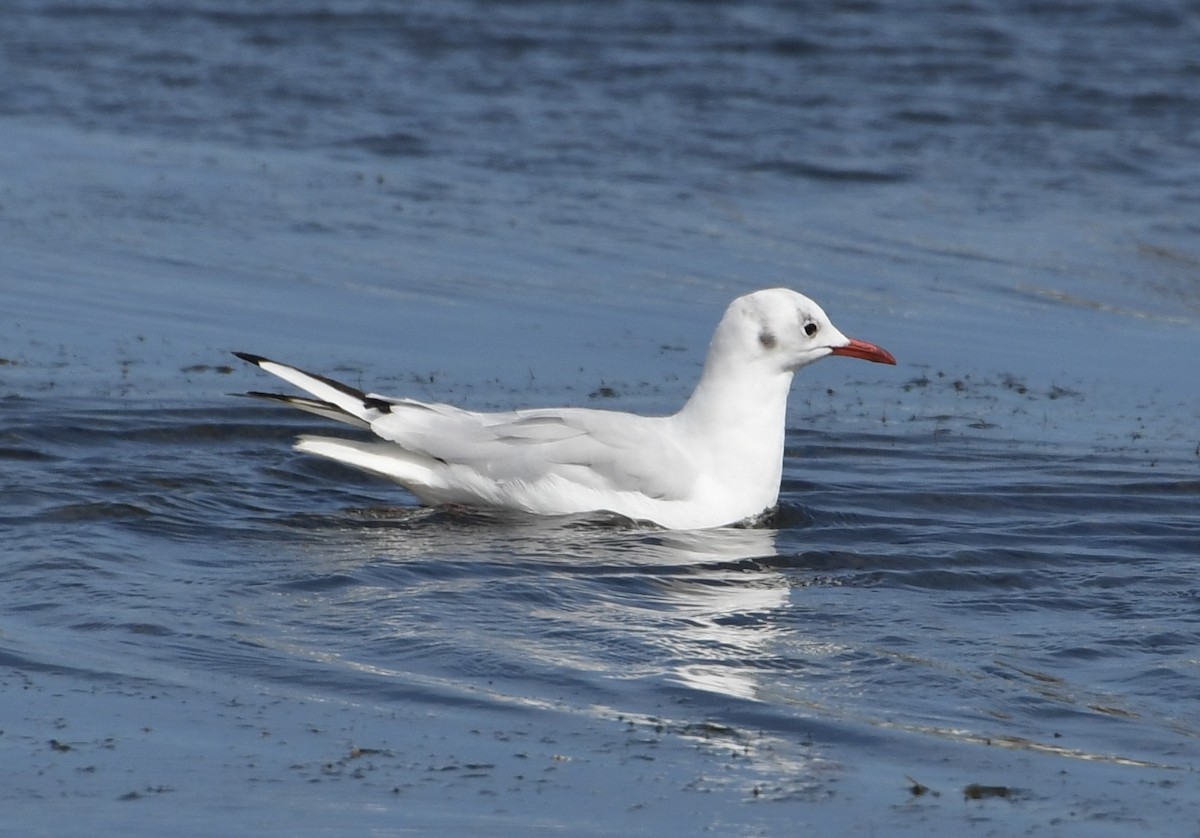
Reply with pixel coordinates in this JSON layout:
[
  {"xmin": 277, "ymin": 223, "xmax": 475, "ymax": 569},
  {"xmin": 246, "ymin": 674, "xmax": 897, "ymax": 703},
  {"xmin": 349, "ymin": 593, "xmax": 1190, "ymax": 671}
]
[
  {"xmin": 2, "ymin": 1, "xmax": 1199, "ymax": 835},
  {"xmin": 4, "ymin": 395, "xmax": 1197, "ymax": 834}
]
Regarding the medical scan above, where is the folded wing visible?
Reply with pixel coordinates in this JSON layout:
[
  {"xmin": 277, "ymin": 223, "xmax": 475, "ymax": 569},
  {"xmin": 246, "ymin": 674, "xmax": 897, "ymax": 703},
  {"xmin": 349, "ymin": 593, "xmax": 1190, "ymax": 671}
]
[
  {"xmin": 368, "ymin": 404, "xmax": 696, "ymax": 503},
  {"xmin": 235, "ymin": 353, "xmax": 699, "ymax": 510}
]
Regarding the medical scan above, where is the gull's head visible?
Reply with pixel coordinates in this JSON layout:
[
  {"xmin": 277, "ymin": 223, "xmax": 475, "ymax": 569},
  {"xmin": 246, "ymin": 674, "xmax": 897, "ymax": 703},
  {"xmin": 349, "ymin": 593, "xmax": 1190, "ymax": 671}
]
[{"xmin": 711, "ymin": 288, "xmax": 896, "ymax": 374}]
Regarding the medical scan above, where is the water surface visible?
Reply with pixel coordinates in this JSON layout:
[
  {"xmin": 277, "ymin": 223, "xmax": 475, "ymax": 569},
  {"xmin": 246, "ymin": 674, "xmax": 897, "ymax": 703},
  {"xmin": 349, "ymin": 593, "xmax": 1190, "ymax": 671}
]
[{"xmin": 2, "ymin": 2, "xmax": 1198, "ymax": 834}]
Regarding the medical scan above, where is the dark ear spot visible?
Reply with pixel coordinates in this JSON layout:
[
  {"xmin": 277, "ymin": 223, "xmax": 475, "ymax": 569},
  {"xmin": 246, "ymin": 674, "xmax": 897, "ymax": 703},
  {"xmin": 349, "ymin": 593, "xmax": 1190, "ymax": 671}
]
[{"xmin": 758, "ymin": 329, "xmax": 777, "ymax": 349}]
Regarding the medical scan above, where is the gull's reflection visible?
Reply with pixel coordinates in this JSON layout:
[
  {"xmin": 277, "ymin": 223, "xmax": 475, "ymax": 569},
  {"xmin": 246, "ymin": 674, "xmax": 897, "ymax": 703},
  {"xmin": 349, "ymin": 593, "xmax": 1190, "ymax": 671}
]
[
  {"xmin": 595, "ymin": 527, "xmax": 791, "ymax": 701},
  {"xmin": 296, "ymin": 508, "xmax": 797, "ymax": 704}
]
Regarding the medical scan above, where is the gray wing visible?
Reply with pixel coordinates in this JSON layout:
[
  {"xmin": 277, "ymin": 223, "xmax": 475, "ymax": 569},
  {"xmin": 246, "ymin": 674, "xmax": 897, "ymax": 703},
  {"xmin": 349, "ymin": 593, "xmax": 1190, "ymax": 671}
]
[{"xmin": 368, "ymin": 402, "xmax": 697, "ymax": 501}]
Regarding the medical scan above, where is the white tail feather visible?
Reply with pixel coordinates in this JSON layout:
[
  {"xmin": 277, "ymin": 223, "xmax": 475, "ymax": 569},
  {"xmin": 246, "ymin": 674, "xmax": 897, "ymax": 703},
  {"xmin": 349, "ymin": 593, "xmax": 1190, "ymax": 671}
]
[{"xmin": 295, "ymin": 435, "xmax": 438, "ymax": 486}]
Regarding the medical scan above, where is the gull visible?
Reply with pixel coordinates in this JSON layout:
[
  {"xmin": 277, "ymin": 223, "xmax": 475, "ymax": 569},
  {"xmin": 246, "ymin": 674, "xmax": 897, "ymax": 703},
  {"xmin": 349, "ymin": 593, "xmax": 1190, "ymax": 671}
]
[{"xmin": 235, "ymin": 288, "xmax": 895, "ymax": 530}]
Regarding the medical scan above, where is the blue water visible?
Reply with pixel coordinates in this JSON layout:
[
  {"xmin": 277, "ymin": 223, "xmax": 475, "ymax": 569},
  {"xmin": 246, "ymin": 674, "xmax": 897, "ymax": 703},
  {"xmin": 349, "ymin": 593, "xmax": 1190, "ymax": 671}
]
[{"xmin": 2, "ymin": 2, "xmax": 1198, "ymax": 835}]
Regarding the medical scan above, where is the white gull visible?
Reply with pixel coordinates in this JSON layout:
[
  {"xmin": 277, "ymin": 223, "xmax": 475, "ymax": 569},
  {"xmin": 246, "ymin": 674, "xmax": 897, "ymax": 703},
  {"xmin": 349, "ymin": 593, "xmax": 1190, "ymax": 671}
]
[{"xmin": 235, "ymin": 288, "xmax": 895, "ymax": 530}]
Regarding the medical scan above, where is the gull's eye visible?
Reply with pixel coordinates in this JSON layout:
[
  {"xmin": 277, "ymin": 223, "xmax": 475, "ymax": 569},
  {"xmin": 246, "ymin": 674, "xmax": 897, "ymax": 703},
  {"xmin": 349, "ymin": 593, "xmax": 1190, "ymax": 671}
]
[{"xmin": 803, "ymin": 322, "xmax": 819, "ymax": 338}]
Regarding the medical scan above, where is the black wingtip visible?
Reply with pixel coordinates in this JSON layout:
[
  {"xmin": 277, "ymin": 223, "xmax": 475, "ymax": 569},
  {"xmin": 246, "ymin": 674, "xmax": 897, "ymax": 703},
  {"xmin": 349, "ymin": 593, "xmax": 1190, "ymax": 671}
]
[
  {"xmin": 230, "ymin": 353, "xmax": 390, "ymax": 416},
  {"xmin": 241, "ymin": 390, "xmax": 293, "ymax": 402},
  {"xmin": 228, "ymin": 390, "xmax": 285, "ymax": 402}
]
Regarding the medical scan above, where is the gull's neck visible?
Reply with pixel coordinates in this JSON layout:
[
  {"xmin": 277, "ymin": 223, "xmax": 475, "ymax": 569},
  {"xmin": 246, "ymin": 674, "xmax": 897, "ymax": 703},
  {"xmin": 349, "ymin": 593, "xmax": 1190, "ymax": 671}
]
[
  {"xmin": 678, "ymin": 357, "xmax": 793, "ymax": 442},
  {"xmin": 675, "ymin": 352, "xmax": 794, "ymax": 507}
]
